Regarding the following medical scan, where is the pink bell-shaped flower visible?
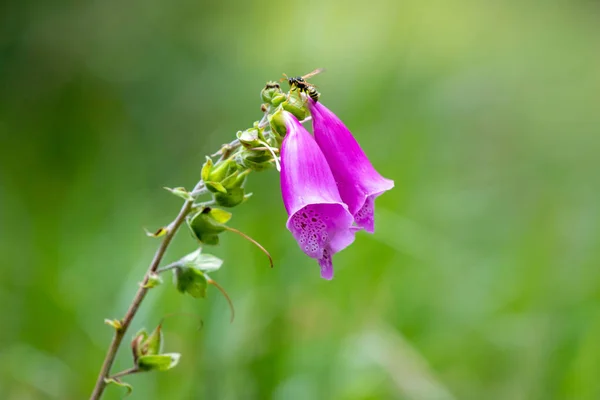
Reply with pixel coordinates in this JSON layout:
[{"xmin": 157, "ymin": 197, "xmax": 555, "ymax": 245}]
[
  {"xmin": 309, "ymin": 101, "xmax": 394, "ymax": 233},
  {"xmin": 279, "ymin": 111, "xmax": 356, "ymax": 280}
]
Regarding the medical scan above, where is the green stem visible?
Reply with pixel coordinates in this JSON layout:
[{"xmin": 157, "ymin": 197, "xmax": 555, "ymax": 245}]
[{"xmin": 89, "ymin": 185, "xmax": 204, "ymax": 400}]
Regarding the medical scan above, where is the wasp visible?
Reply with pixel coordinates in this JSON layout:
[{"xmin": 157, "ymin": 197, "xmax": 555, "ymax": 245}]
[{"xmin": 282, "ymin": 68, "xmax": 325, "ymax": 102}]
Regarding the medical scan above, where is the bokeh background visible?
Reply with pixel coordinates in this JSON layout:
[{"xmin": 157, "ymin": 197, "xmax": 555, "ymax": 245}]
[{"xmin": 2, "ymin": 0, "xmax": 600, "ymax": 399}]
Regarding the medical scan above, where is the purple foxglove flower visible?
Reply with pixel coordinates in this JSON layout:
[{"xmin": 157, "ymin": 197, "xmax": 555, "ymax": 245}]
[
  {"xmin": 309, "ymin": 101, "xmax": 394, "ymax": 233},
  {"xmin": 280, "ymin": 111, "xmax": 356, "ymax": 280}
]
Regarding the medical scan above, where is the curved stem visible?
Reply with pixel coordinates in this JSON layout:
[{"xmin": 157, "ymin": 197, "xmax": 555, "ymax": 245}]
[
  {"xmin": 109, "ymin": 367, "xmax": 140, "ymax": 380},
  {"xmin": 89, "ymin": 189, "xmax": 198, "ymax": 400}
]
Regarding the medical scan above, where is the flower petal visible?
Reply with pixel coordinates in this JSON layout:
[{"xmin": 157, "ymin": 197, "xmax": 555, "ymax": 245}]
[
  {"xmin": 280, "ymin": 112, "xmax": 356, "ymax": 278},
  {"xmin": 309, "ymin": 101, "xmax": 394, "ymax": 233}
]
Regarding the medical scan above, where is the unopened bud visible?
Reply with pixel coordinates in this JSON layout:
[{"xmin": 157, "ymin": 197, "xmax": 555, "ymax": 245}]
[
  {"xmin": 282, "ymin": 93, "xmax": 307, "ymax": 121},
  {"xmin": 269, "ymin": 107, "xmax": 287, "ymax": 138},
  {"xmin": 260, "ymin": 81, "xmax": 282, "ymax": 103}
]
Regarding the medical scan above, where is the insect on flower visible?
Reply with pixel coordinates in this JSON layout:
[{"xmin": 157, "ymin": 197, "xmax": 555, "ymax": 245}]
[{"xmin": 282, "ymin": 68, "xmax": 325, "ymax": 102}]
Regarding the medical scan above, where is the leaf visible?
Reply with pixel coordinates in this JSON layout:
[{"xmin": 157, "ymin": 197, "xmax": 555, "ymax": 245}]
[
  {"xmin": 137, "ymin": 353, "xmax": 181, "ymax": 372},
  {"xmin": 163, "ymin": 187, "xmax": 194, "ymax": 201},
  {"xmin": 205, "ymin": 181, "xmax": 227, "ymax": 194},
  {"xmin": 104, "ymin": 378, "xmax": 133, "ymax": 397},
  {"xmin": 104, "ymin": 319, "xmax": 123, "ymax": 331}
]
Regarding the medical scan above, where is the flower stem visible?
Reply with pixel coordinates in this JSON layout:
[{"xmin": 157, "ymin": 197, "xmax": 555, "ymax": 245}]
[
  {"xmin": 109, "ymin": 367, "xmax": 141, "ymax": 380},
  {"xmin": 89, "ymin": 187, "xmax": 199, "ymax": 400}
]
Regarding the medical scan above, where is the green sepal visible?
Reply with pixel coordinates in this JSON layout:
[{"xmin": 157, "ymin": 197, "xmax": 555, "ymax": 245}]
[
  {"xmin": 237, "ymin": 128, "xmax": 261, "ymax": 148},
  {"xmin": 131, "ymin": 329, "xmax": 148, "ymax": 362},
  {"xmin": 268, "ymin": 107, "xmax": 287, "ymax": 138},
  {"xmin": 180, "ymin": 249, "xmax": 224, "ymax": 273},
  {"xmin": 271, "ymin": 94, "xmax": 287, "ymax": 106},
  {"xmin": 207, "ymin": 160, "xmax": 232, "ymax": 183},
  {"xmin": 199, "ymin": 234, "xmax": 219, "ymax": 245},
  {"xmin": 282, "ymin": 93, "xmax": 307, "ymax": 120},
  {"xmin": 215, "ymin": 187, "xmax": 246, "ymax": 207},
  {"xmin": 104, "ymin": 378, "xmax": 133, "ymax": 397},
  {"xmin": 142, "ymin": 273, "xmax": 163, "ymax": 289},
  {"xmin": 201, "ymin": 157, "xmax": 213, "ymax": 182},
  {"xmin": 137, "ymin": 353, "xmax": 181, "ymax": 372},
  {"xmin": 104, "ymin": 319, "xmax": 123, "ymax": 331},
  {"xmin": 205, "ymin": 181, "xmax": 227, "ymax": 194},
  {"xmin": 163, "ymin": 187, "xmax": 194, "ymax": 201},
  {"xmin": 145, "ymin": 226, "xmax": 168, "ymax": 238},
  {"xmin": 143, "ymin": 324, "xmax": 163, "ymax": 356},
  {"xmin": 236, "ymin": 152, "xmax": 274, "ymax": 172},
  {"xmin": 261, "ymin": 81, "xmax": 282, "ymax": 103},
  {"xmin": 174, "ymin": 266, "xmax": 208, "ymax": 298}
]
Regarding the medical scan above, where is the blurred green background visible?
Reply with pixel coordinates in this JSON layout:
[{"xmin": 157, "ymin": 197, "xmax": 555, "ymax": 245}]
[{"xmin": 2, "ymin": 0, "xmax": 600, "ymax": 399}]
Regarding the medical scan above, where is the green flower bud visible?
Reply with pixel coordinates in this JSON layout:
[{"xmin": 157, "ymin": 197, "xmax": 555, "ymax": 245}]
[
  {"xmin": 215, "ymin": 187, "xmax": 245, "ymax": 208},
  {"xmin": 282, "ymin": 93, "xmax": 307, "ymax": 121},
  {"xmin": 187, "ymin": 207, "xmax": 232, "ymax": 245},
  {"xmin": 201, "ymin": 156, "xmax": 213, "ymax": 182},
  {"xmin": 174, "ymin": 266, "xmax": 208, "ymax": 298},
  {"xmin": 260, "ymin": 81, "xmax": 282, "ymax": 103},
  {"xmin": 269, "ymin": 107, "xmax": 287, "ymax": 138},
  {"xmin": 207, "ymin": 159, "xmax": 232, "ymax": 183},
  {"xmin": 271, "ymin": 94, "xmax": 287, "ymax": 106},
  {"xmin": 236, "ymin": 151, "xmax": 273, "ymax": 172},
  {"xmin": 214, "ymin": 169, "xmax": 250, "ymax": 208},
  {"xmin": 237, "ymin": 128, "xmax": 261, "ymax": 148}
]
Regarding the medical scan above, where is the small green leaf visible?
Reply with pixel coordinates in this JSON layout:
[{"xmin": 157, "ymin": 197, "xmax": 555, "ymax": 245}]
[
  {"xmin": 205, "ymin": 181, "xmax": 227, "ymax": 194},
  {"xmin": 174, "ymin": 267, "xmax": 208, "ymax": 298},
  {"xmin": 163, "ymin": 187, "xmax": 194, "ymax": 201},
  {"xmin": 104, "ymin": 378, "xmax": 133, "ymax": 396},
  {"xmin": 142, "ymin": 273, "xmax": 163, "ymax": 289},
  {"xmin": 201, "ymin": 156, "xmax": 213, "ymax": 182},
  {"xmin": 104, "ymin": 319, "xmax": 122, "ymax": 331},
  {"xmin": 137, "ymin": 353, "xmax": 181, "ymax": 372}
]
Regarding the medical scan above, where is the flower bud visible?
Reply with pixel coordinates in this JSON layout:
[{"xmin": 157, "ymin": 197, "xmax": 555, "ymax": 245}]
[
  {"xmin": 269, "ymin": 107, "xmax": 287, "ymax": 139},
  {"xmin": 214, "ymin": 169, "xmax": 250, "ymax": 207},
  {"xmin": 271, "ymin": 94, "xmax": 287, "ymax": 107},
  {"xmin": 237, "ymin": 128, "xmax": 261, "ymax": 148},
  {"xmin": 282, "ymin": 93, "xmax": 307, "ymax": 121},
  {"xmin": 236, "ymin": 150, "xmax": 273, "ymax": 172},
  {"xmin": 260, "ymin": 81, "xmax": 283, "ymax": 103},
  {"xmin": 187, "ymin": 207, "xmax": 232, "ymax": 245}
]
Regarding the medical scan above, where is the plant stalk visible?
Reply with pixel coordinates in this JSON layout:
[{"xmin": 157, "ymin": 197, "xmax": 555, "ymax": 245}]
[{"xmin": 89, "ymin": 192, "xmax": 197, "ymax": 400}]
